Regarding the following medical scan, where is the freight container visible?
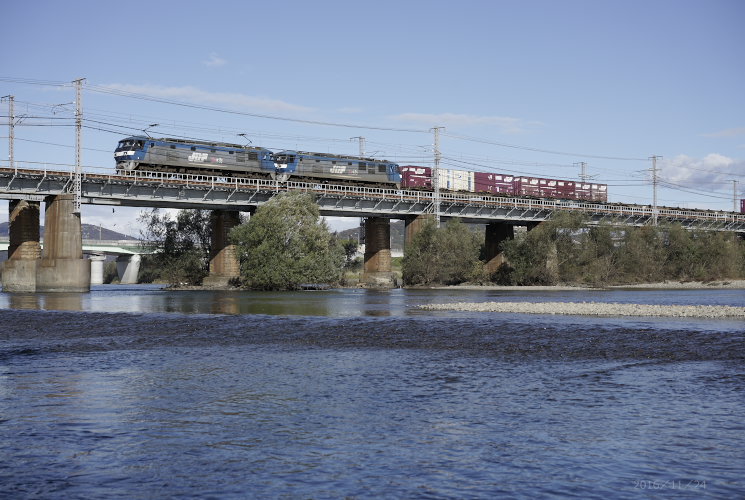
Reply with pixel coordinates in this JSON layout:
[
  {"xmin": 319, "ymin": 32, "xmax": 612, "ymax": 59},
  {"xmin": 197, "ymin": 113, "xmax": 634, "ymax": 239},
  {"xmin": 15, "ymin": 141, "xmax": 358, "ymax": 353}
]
[
  {"xmin": 400, "ymin": 165, "xmax": 432, "ymax": 189},
  {"xmin": 554, "ymin": 180, "xmax": 577, "ymax": 199},
  {"xmin": 576, "ymin": 182, "xmax": 608, "ymax": 202},
  {"xmin": 593, "ymin": 184, "xmax": 608, "ymax": 202},
  {"xmin": 474, "ymin": 172, "xmax": 515, "ymax": 195},
  {"xmin": 513, "ymin": 177, "xmax": 542, "ymax": 197},
  {"xmin": 438, "ymin": 168, "xmax": 474, "ymax": 192}
]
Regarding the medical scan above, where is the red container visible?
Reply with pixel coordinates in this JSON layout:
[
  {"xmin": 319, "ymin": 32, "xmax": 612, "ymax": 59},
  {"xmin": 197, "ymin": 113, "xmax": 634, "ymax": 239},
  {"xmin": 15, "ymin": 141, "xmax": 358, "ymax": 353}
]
[
  {"xmin": 513, "ymin": 177, "xmax": 542, "ymax": 197},
  {"xmin": 554, "ymin": 180, "xmax": 577, "ymax": 199},
  {"xmin": 474, "ymin": 172, "xmax": 515, "ymax": 195},
  {"xmin": 575, "ymin": 182, "xmax": 608, "ymax": 202},
  {"xmin": 400, "ymin": 165, "xmax": 432, "ymax": 189}
]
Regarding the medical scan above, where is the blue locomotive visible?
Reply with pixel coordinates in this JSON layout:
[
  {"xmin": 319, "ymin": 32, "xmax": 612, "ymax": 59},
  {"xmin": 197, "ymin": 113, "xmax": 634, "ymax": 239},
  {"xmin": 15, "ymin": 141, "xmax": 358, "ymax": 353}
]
[
  {"xmin": 273, "ymin": 150, "xmax": 401, "ymax": 187},
  {"xmin": 114, "ymin": 136, "xmax": 402, "ymax": 188},
  {"xmin": 114, "ymin": 136, "xmax": 275, "ymax": 177}
]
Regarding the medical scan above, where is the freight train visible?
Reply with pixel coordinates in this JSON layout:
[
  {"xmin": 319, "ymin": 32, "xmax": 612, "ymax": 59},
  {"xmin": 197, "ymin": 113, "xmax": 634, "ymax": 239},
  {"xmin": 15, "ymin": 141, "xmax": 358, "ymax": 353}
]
[
  {"xmin": 114, "ymin": 135, "xmax": 608, "ymax": 202},
  {"xmin": 400, "ymin": 166, "xmax": 608, "ymax": 202}
]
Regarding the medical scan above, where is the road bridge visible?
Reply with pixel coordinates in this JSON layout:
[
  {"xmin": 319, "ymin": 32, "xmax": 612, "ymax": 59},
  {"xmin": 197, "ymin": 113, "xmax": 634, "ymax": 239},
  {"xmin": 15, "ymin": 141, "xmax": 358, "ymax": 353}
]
[
  {"xmin": 1, "ymin": 164, "xmax": 743, "ymax": 291},
  {"xmin": 0, "ymin": 238, "xmax": 149, "ymax": 285}
]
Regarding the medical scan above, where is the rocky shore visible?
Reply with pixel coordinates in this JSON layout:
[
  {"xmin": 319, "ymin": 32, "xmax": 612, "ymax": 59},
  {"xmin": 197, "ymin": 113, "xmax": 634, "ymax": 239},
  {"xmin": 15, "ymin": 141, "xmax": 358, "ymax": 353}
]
[{"xmin": 420, "ymin": 301, "xmax": 745, "ymax": 318}]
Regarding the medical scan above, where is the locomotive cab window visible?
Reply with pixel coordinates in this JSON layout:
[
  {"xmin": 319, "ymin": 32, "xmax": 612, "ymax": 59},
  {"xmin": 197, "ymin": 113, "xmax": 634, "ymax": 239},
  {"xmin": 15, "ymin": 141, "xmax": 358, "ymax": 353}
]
[{"xmin": 378, "ymin": 164, "xmax": 386, "ymax": 173}]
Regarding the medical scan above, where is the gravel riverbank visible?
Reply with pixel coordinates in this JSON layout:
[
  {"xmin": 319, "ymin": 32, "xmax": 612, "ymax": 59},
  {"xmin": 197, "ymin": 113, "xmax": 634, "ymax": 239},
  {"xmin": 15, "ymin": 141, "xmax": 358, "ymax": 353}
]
[{"xmin": 420, "ymin": 301, "xmax": 745, "ymax": 318}]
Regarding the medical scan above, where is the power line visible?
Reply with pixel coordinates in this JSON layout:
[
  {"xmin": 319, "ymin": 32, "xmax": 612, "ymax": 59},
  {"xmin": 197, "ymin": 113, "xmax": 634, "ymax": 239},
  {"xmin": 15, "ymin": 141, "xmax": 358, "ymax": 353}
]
[
  {"xmin": 444, "ymin": 131, "xmax": 648, "ymax": 161},
  {"xmin": 85, "ymin": 84, "xmax": 429, "ymax": 133}
]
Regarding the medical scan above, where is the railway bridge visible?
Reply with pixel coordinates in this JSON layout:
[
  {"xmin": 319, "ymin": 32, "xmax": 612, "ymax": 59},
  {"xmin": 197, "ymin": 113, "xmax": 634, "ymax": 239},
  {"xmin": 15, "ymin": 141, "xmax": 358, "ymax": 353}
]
[{"xmin": 1, "ymin": 165, "xmax": 744, "ymax": 291}]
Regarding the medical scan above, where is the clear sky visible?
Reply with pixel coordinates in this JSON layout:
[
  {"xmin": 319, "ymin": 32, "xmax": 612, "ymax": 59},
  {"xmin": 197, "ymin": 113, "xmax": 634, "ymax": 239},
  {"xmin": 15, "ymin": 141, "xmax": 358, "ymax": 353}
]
[{"xmin": 2, "ymin": 0, "xmax": 743, "ymax": 234}]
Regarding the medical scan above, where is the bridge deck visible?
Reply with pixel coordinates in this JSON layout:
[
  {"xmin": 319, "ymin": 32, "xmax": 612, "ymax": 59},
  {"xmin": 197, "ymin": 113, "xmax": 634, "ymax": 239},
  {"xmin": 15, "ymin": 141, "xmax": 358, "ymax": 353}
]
[{"xmin": 0, "ymin": 166, "xmax": 743, "ymax": 232}]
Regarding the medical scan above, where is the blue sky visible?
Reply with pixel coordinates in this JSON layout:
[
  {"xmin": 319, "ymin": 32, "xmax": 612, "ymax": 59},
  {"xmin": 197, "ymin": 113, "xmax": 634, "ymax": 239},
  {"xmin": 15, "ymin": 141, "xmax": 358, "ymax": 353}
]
[{"xmin": 2, "ymin": 0, "xmax": 744, "ymax": 234}]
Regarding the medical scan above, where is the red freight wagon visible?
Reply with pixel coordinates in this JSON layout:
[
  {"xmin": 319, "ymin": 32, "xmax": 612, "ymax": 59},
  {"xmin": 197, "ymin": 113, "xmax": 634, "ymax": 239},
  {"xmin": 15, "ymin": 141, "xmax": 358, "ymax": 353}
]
[
  {"xmin": 474, "ymin": 172, "xmax": 515, "ymax": 195},
  {"xmin": 513, "ymin": 177, "xmax": 542, "ymax": 197},
  {"xmin": 554, "ymin": 180, "xmax": 577, "ymax": 199},
  {"xmin": 400, "ymin": 166, "xmax": 432, "ymax": 189},
  {"xmin": 576, "ymin": 183, "xmax": 608, "ymax": 202}
]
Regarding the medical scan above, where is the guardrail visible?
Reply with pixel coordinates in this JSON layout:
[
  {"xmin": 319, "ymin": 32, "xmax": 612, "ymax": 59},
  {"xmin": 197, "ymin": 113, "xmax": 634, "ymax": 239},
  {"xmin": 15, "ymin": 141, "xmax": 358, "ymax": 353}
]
[{"xmin": 0, "ymin": 163, "xmax": 743, "ymax": 226}]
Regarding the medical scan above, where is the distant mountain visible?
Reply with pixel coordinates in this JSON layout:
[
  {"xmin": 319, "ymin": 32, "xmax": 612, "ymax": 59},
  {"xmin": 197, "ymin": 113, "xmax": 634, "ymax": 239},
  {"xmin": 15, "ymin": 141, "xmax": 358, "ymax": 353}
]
[{"xmin": 0, "ymin": 222, "xmax": 137, "ymax": 240}]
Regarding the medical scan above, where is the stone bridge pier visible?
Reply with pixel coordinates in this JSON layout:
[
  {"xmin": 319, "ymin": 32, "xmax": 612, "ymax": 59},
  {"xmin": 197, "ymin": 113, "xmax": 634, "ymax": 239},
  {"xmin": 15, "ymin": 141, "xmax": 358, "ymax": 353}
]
[
  {"xmin": 2, "ymin": 199, "xmax": 42, "ymax": 292},
  {"xmin": 2, "ymin": 194, "xmax": 91, "ymax": 292},
  {"xmin": 203, "ymin": 209, "xmax": 241, "ymax": 287},
  {"xmin": 36, "ymin": 194, "xmax": 91, "ymax": 292},
  {"xmin": 484, "ymin": 222, "xmax": 515, "ymax": 274},
  {"xmin": 362, "ymin": 217, "xmax": 395, "ymax": 287}
]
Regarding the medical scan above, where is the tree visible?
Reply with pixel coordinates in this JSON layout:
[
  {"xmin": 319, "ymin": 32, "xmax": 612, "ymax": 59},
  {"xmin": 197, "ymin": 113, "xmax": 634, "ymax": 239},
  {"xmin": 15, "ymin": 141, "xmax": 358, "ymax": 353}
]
[
  {"xmin": 230, "ymin": 192, "xmax": 345, "ymax": 290},
  {"xmin": 138, "ymin": 208, "xmax": 212, "ymax": 285},
  {"xmin": 402, "ymin": 218, "xmax": 482, "ymax": 286},
  {"xmin": 500, "ymin": 212, "xmax": 585, "ymax": 285}
]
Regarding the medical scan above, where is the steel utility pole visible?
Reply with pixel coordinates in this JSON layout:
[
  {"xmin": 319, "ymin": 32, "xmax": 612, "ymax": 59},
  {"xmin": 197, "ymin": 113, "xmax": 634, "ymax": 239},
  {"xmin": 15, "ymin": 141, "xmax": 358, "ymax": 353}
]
[
  {"xmin": 432, "ymin": 126, "xmax": 445, "ymax": 227},
  {"xmin": 73, "ymin": 78, "xmax": 85, "ymax": 213},
  {"xmin": 733, "ymin": 180, "xmax": 739, "ymax": 213},
  {"xmin": 350, "ymin": 136, "xmax": 366, "ymax": 157},
  {"xmin": 649, "ymin": 155, "xmax": 662, "ymax": 226},
  {"xmin": 1, "ymin": 95, "xmax": 13, "ymax": 169},
  {"xmin": 576, "ymin": 161, "xmax": 589, "ymax": 182}
]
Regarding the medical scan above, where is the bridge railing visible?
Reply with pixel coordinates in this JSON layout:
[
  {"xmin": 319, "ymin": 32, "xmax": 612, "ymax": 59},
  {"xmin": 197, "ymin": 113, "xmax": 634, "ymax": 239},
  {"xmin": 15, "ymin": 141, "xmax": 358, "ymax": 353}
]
[{"xmin": 1, "ymin": 163, "xmax": 744, "ymax": 225}]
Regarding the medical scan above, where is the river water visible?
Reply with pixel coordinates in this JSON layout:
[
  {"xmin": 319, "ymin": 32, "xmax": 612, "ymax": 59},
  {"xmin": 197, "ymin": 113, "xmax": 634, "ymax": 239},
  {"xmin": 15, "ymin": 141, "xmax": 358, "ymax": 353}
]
[{"xmin": 1, "ymin": 285, "xmax": 743, "ymax": 498}]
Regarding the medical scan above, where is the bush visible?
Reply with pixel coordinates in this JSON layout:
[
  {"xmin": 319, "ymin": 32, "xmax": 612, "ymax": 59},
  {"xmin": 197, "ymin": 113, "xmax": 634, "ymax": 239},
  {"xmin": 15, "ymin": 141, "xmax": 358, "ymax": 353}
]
[
  {"xmin": 230, "ymin": 192, "xmax": 345, "ymax": 290},
  {"xmin": 402, "ymin": 218, "xmax": 482, "ymax": 286}
]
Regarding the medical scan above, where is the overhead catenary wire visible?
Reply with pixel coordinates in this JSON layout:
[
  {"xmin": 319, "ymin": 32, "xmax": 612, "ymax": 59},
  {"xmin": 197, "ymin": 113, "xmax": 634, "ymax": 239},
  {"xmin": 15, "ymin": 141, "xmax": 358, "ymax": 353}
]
[{"xmin": 3, "ymin": 76, "xmax": 742, "ymax": 208}]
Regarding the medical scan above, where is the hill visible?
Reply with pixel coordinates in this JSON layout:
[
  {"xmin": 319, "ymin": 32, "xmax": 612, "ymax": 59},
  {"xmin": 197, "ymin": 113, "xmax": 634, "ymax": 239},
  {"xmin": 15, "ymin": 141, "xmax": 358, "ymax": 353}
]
[{"xmin": 0, "ymin": 222, "xmax": 137, "ymax": 240}]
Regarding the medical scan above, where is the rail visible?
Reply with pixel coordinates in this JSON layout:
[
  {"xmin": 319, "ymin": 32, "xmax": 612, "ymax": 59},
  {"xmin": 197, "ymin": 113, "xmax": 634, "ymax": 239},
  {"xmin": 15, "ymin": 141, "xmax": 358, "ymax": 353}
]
[{"xmin": 1, "ymin": 163, "xmax": 744, "ymax": 225}]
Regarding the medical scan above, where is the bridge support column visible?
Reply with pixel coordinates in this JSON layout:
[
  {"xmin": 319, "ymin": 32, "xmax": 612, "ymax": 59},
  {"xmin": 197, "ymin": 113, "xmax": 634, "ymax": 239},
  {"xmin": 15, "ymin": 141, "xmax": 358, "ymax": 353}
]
[
  {"xmin": 404, "ymin": 214, "xmax": 434, "ymax": 248},
  {"xmin": 2, "ymin": 199, "xmax": 41, "ymax": 292},
  {"xmin": 484, "ymin": 222, "xmax": 514, "ymax": 274},
  {"xmin": 526, "ymin": 221, "xmax": 559, "ymax": 283},
  {"xmin": 36, "ymin": 194, "xmax": 91, "ymax": 292},
  {"xmin": 203, "ymin": 210, "xmax": 241, "ymax": 287},
  {"xmin": 89, "ymin": 253, "xmax": 106, "ymax": 285},
  {"xmin": 362, "ymin": 217, "xmax": 395, "ymax": 287},
  {"xmin": 116, "ymin": 254, "xmax": 141, "ymax": 284}
]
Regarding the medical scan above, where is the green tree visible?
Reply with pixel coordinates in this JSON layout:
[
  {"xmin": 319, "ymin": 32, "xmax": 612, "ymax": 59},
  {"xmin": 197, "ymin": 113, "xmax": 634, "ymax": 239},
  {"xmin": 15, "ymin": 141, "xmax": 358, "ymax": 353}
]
[
  {"xmin": 230, "ymin": 192, "xmax": 345, "ymax": 290},
  {"xmin": 501, "ymin": 212, "xmax": 584, "ymax": 285},
  {"xmin": 402, "ymin": 218, "xmax": 482, "ymax": 286},
  {"xmin": 138, "ymin": 208, "xmax": 212, "ymax": 285},
  {"xmin": 617, "ymin": 226, "xmax": 666, "ymax": 283}
]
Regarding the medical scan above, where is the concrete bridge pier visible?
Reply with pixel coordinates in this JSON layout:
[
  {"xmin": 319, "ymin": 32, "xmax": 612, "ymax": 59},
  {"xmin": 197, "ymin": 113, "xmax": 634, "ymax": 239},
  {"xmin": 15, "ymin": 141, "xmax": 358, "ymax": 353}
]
[
  {"xmin": 203, "ymin": 210, "xmax": 241, "ymax": 287},
  {"xmin": 484, "ymin": 222, "xmax": 515, "ymax": 274},
  {"xmin": 404, "ymin": 214, "xmax": 434, "ymax": 247},
  {"xmin": 362, "ymin": 217, "xmax": 395, "ymax": 287},
  {"xmin": 36, "ymin": 194, "xmax": 91, "ymax": 292},
  {"xmin": 116, "ymin": 254, "xmax": 141, "ymax": 284},
  {"xmin": 2, "ymin": 199, "xmax": 42, "ymax": 292},
  {"xmin": 89, "ymin": 253, "xmax": 106, "ymax": 285},
  {"xmin": 526, "ymin": 221, "xmax": 559, "ymax": 282}
]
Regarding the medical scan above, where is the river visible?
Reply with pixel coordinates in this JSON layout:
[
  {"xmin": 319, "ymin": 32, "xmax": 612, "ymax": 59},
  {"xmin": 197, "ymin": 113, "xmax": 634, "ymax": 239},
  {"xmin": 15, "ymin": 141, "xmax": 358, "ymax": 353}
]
[{"xmin": 1, "ymin": 285, "xmax": 743, "ymax": 498}]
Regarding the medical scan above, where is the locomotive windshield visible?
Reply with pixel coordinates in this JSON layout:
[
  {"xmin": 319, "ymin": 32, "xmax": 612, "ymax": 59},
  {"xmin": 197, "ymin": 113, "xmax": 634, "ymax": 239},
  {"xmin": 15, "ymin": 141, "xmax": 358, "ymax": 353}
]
[{"xmin": 116, "ymin": 139, "xmax": 144, "ymax": 150}]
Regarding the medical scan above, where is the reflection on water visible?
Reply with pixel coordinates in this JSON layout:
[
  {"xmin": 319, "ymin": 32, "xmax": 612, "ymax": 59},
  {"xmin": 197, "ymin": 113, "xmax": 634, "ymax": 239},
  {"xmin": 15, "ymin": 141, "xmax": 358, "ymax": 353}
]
[{"xmin": 7, "ymin": 292, "xmax": 83, "ymax": 311}]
